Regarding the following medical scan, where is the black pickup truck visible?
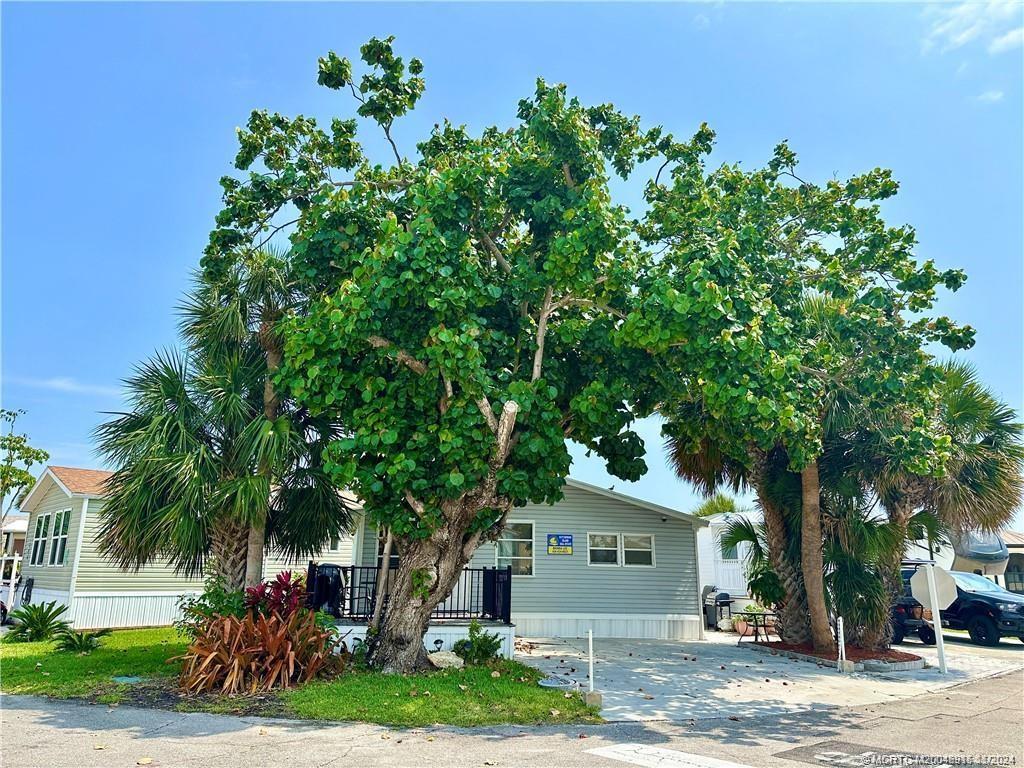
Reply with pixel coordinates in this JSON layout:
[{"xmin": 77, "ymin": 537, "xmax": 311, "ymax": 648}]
[{"xmin": 893, "ymin": 563, "xmax": 1024, "ymax": 646}]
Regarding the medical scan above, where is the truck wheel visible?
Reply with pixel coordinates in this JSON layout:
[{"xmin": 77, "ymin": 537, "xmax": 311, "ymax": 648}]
[
  {"xmin": 918, "ymin": 626, "xmax": 936, "ymax": 645},
  {"xmin": 966, "ymin": 615, "xmax": 1000, "ymax": 646},
  {"xmin": 891, "ymin": 624, "xmax": 905, "ymax": 644}
]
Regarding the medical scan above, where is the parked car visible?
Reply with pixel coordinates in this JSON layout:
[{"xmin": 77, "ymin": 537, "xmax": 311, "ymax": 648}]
[
  {"xmin": 942, "ymin": 570, "xmax": 1024, "ymax": 646},
  {"xmin": 893, "ymin": 561, "xmax": 937, "ymax": 645}
]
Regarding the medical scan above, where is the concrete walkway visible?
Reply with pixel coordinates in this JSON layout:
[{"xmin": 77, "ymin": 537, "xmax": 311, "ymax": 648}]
[{"xmin": 515, "ymin": 631, "xmax": 1024, "ymax": 722}]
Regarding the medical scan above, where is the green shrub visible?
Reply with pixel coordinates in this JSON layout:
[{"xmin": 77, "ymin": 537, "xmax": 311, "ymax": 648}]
[
  {"xmin": 54, "ymin": 628, "xmax": 113, "ymax": 653},
  {"xmin": 452, "ymin": 620, "xmax": 503, "ymax": 665},
  {"xmin": 175, "ymin": 577, "xmax": 246, "ymax": 639},
  {"xmin": 4, "ymin": 602, "xmax": 71, "ymax": 642}
]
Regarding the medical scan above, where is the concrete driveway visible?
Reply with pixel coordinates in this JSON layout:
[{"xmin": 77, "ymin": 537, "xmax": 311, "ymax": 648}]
[{"xmin": 515, "ymin": 631, "xmax": 1023, "ymax": 722}]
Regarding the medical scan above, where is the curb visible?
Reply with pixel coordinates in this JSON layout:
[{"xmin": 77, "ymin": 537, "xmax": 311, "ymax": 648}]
[{"xmin": 746, "ymin": 643, "xmax": 926, "ymax": 672}]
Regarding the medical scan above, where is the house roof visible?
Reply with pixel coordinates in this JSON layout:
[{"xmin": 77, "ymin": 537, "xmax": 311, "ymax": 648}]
[
  {"xmin": 1002, "ymin": 530, "xmax": 1024, "ymax": 548},
  {"xmin": 564, "ymin": 478, "xmax": 708, "ymax": 527},
  {"xmin": 49, "ymin": 466, "xmax": 113, "ymax": 496},
  {"xmin": 1, "ymin": 516, "xmax": 28, "ymax": 534},
  {"xmin": 19, "ymin": 465, "xmax": 113, "ymax": 513}
]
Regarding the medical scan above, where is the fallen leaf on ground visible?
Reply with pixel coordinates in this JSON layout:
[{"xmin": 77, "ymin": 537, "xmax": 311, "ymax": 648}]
[
  {"xmin": 643, "ymin": 695, "xmax": 654, "ymax": 700},
  {"xmin": 458, "ymin": 684, "xmax": 468, "ymax": 691},
  {"xmin": 490, "ymin": 670, "xmax": 500, "ymax": 678},
  {"xmin": 549, "ymin": 709, "xmax": 561, "ymax": 716},
  {"xmin": 137, "ymin": 759, "xmax": 153, "ymax": 766},
  {"xmin": 93, "ymin": 745, "xmax": 106, "ymax": 751}
]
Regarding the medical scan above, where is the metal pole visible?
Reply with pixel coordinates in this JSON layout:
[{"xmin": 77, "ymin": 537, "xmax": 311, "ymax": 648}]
[
  {"xmin": 836, "ymin": 616, "xmax": 846, "ymax": 667},
  {"xmin": 588, "ymin": 629, "xmax": 595, "ymax": 693},
  {"xmin": 924, "ymin": 564, "xmax": 948, "ymax": 674}
]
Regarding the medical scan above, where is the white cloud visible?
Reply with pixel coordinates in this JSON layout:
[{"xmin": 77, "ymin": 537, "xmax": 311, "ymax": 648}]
[
  {"xmin": 989, "ymin": 26, "xmax": 1024, "ymax": 53},
  {"xmin": 6, "ymin": 376, "xmax": 122, "ymax": 398},
  {"xmin": 922, "ymin": 1, "xmax": 1022, "ymax": 54},
  {"xmin": 977, "ymin": 89, "xmax": 1005, "ymax": 102}
]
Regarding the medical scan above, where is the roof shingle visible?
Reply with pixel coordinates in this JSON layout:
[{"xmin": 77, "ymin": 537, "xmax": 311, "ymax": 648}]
[{"xmin": 49, "ymin": 466, "xmax": 113, "ymax": 496}]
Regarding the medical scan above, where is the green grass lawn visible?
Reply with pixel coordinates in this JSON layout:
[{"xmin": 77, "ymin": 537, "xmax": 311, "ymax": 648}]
[
  {"xmin": 0, "ymin": 627, "xmax": 186, "ymax": 699},
  {"xmin": 285, "ymin": 659, "xmax": 599, "ymax": 727},
  {"xmin": 1, "ymin": 627, "xmax": 598, "ymax": 726}
]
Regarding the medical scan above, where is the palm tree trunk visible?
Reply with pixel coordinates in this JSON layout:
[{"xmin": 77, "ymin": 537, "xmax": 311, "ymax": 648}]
[
  {"xmin": 210, "ymin": 518, "xmax": 250, "ymax": 591},
  {"xmin": 749, "ymin": 450, "xmax": 810, "ymax": 644},
  {"xmin": 246, "ymin": 329, "xmax": 282, "ymax": 587},
  {"xmin": 759, "ymin": 491, "xmax": 811, "ymax": 644},
  {"xmin": 861, "ymin": 504, "xmax": 911, "ymax": 650},
  {"xmin": 801, "ymin": 460, "xmax": 832, "ymax": 653}
]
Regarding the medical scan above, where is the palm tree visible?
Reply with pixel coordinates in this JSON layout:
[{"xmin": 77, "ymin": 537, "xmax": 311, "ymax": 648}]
[
  {"xmin": 666, "ymin": 425, "xmax": 812, "ymax": 645},
  {"xmin": 180, "ymin": 248, "xmax": 298, "ymax": 585},
  {"xmin": 693, "ymin": 493, "xmax": 746, "ymax": 518},
  {"xmin": 855, "ymin": 359, "xmax": 1024, "ymax": 646},
  {"xmin": 96, "ymin": 252, "xmax": 353, "ymax": 590}
]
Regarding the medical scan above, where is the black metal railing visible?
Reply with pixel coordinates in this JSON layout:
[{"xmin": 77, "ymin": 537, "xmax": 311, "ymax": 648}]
[{"xmin": 307, "ymin": 562, "xmax": 512, "ymax": 624}]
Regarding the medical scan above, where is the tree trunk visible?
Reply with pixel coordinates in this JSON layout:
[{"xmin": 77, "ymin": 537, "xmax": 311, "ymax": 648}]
[
  {"xmin": 369, "ymin": 494, "xmax": 507, "ymax": 673},
  {"xmin": 759, "ymin": 491, "xmax": 811, "ymax": 644},
  {"xmin": 801, "ymin": 460, "xmax": 832, "ymax": 653},
  {"xmin": 210, "ymin": 518, "xmax": 250, "ymax": 592},
  {"xmin": 861, "ymin": 505, "xmax": 911, "ymax": 650},
  {"xmin": 246, "ymin": 330, "xmax": 283, "ymax": 587},
  {"xmin": 749, "ymin": 450, "xmax": 810, "ymax": 645},
  {"xmin": 370, "ymin": 529, "xmax": 393, "ymax": 631}
]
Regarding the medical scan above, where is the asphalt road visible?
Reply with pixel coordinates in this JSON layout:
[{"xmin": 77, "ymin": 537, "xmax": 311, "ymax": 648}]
[{"xmin": 3, "ymin": 666, "xmax": 1022, "ymax": 768}]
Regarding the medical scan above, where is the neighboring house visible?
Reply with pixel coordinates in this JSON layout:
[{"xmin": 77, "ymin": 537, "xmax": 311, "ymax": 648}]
[
  {"xmin": 18, "ymin": 466, "xmax": 707, "ymax": 640},
  {"xmin": 1001, "ymin": 531, "xmax": 1024, "ymax": 594},
  {"xmin": 17, "ymin": 466, "xmax": 345, "ymax": 629},
  {"xmin": 2, "ymin": 515, "xmax": 28, "ymax": 556},
  {"xmin": 696, "ymin": 510, "xmax": 758, "ymax": 602}
]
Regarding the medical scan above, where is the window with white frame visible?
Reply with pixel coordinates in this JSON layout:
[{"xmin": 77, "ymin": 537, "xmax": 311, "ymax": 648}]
[
  {"xmin": 30, "ymin": 513, "xmax": 50, "ymax": 566},
  {"xmin": 588, "ymin": 533, "xmax": 620, "ymax": 566},
  {"xmin": 48, "ymin": 509, "xmax": 71, "ymax": 566},
  {"xmin": 623, "ymin": 534, "xmax": 655, "ymax": 566},
  {"xmin": 496, "ymin": 521, "xmax": 534, "ymax": 575},
  {"xmin": 588, "ymin": 533, "xmax": 655, "ymax": 567}
]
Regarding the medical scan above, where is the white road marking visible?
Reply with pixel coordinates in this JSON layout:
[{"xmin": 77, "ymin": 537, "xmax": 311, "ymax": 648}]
[{"xmin": 586, "ymin": 743, "xmax": 757, "ymax": 768}]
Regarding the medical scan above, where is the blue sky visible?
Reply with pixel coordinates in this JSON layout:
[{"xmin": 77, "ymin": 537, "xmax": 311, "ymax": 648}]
[{"xmin": 3, "ymin": 2, "xmax": 1022, "ymax": 524}]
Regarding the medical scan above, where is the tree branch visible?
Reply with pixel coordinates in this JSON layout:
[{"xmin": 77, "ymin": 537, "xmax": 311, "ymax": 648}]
[
  {"xmin": 367, "ymin": 336, "xmax": 427, "ymax": 375},
  {"xmin": 562, "ymin": 163, "xmax": 577, "ymax": 190},
  {"xmin": 476, "ymin": 396, "xmax": 499, "ymax": 434},
  {"xmin": 404, "ymin": 489, "xmax": 426, "ymax": 517},
  {"xmin": 475, "ymin": 228, "xmax": 512, "ymax": 274},
  {"xmin": 492, "ymin": 400, "xmax": 520, "ymax": 467},
  {"xmin": 531, "ymin": 286, "xmax": 554, "ymax": 382}
]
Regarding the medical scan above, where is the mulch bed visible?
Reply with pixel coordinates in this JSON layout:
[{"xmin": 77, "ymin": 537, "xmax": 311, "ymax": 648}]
[
  {"xmin": 755, "ymin": 641, "xmax": 922, "ymax": 663},
  {"xmin": 87, "ymin": 678, "xmax": 291, "ymax": 718}
]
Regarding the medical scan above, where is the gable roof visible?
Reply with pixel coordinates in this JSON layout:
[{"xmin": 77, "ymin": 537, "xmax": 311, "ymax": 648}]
[
  {"xmin": 565, "ymin": 478, "xmax": 708, "ymax": 527},
  {"xmin": 49, "ymin": 466, "xmax": 113, "ymax": 496},
  {"xmin": 19, "ymin": 465, "xmax": 113, "ymax": 513}
]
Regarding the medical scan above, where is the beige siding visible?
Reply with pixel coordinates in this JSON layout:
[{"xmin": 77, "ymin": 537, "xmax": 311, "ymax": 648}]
[
  {"xmin": 18, "ymin": 482, "xmax": 79, "ymax": 593},
  {"xmin": 262, "ymin": 535, "xmax": 354, "ymax": 578},
  {"xmin": 359, "ymin": 484, "xmax": 700, "ymax": 615},
  {"xmin": 74, "ymin": 499, "xmax": 204, "ymax": 593}
]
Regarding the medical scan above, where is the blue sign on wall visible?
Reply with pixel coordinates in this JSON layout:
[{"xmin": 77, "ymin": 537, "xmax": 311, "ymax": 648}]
[{"xmin": 547, "ymin": 533, "xmax": 573, "ymax": 555}]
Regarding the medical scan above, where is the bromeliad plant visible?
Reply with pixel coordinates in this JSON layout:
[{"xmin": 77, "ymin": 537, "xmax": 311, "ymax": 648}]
[{"xmin": 54, "ymin": 628, "xmax": 113, "ymax": 654}]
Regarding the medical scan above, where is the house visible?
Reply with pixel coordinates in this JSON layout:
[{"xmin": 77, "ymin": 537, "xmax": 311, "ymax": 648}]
[
  {"xmin": 17, "ymin": 466, "xmax": 342, "ymax": 628},
  {"xmin": 17, "ymin": 466, "xmax": 707, "ymax": 641},
  {"xmin": 2, "ymin": 515, "xmax": 28, "ymax": 556},
  {"xmin": 696, "ymin": 509, "xmax": 758, "ymax": 603},
  {"xmin": 1000, "ymin": 531, "xmax": 1024, "ymax": 593}
]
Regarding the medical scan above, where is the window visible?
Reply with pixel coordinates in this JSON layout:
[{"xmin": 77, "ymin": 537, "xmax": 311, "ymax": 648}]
[
  {"xmin": 588, "ymin": 533, "xmax": 620, "ymax": 566},
  {"xmin": 329, "ymin": 534, "xmax": 341, "ymax": 552},
  {"xmin": 623, "ymin": 534, "xmax": 655, "ymax": 567},
  {"xmin": 588, "ymin": 533, "xmax": 656, "ymax": 567},
  {"xmin": 48, "ymin": 509, "xmax": 70, "ymax": 566},
  {"xmin": 30, "ymin": 513, "xmax": 50, "ymax": 566},
  {"xmin": 496, "ymin": 521, "xmax": 534, "ymax": 576},
  {"xmin": 376, "ymin": 535, "xmax": 400, "ymax": 570},
  {"xmin": 720, "ymin": 541, "xmax": 739, "ymax": 561}
]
